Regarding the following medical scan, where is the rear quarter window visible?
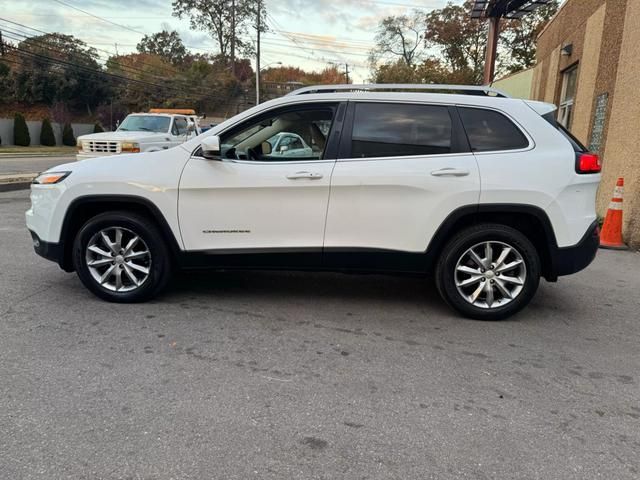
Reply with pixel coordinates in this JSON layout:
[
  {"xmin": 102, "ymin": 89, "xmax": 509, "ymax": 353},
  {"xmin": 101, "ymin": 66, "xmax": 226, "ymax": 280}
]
[
  {"xmin": 542, "ymin": 111, "xmax": 587, "ymax": 152},
  {"xmin": 459, "ymin": 107, "xmax": 529, "ymax": 152}
]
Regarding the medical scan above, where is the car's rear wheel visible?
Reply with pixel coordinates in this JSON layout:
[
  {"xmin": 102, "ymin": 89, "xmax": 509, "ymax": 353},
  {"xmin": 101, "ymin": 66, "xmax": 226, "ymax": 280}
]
[
  {"xmin": 435, "ymin": 224, "xmax": 540, "ymax": 320},
  {"xmin": 72, "ymin": 212, "xmax": 172, "ymax": 302}
]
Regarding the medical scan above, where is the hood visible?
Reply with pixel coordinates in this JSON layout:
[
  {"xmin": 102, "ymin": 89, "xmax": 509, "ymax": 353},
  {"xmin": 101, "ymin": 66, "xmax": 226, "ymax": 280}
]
[
  {"xmin": 77, "ymin": 131, "xmax": 168, "ymax": 141},
  {"xmin": 43, "ymin": 153, "xmax": 142, "ymax": 176}
]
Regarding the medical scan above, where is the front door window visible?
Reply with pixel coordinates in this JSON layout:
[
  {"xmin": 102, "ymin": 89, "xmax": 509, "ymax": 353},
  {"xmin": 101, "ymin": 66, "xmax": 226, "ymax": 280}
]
[{"xmin": 220, "ymin": 106, "xmax": 336, "ymax": 161}]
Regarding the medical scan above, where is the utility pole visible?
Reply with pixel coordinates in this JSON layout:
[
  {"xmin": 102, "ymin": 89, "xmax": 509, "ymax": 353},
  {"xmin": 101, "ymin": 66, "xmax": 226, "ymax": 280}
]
[
  {"xmin": 231, "ymin": 0, "xmax": 236, "ymax": 77},
  {"xmin": 255, "ymin": 0, "xmax": 261, "ymax": 104},
  {"xmin": 330, "ymin": 62, "xmax": 350, "ymax": 84},
  {"xmin": 0, "ymin": 30, "xmax": 4, "ymax": 56}
]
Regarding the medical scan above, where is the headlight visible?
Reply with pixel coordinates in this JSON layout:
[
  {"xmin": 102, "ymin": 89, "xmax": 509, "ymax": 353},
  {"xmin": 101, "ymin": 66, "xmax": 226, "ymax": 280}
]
[
  {"xmin": 33, "ymin": 171, "xmax": 71, "ymax": 185},
  {"xmin": 121, "ymin": 142, "xmax": 140, "ymax": 153}
]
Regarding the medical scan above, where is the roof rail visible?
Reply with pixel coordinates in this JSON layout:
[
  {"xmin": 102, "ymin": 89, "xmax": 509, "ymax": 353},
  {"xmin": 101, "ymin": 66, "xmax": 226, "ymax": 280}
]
[{"xmin": 286, "ymin": 83, "xmax": 510, "ymax": 98}]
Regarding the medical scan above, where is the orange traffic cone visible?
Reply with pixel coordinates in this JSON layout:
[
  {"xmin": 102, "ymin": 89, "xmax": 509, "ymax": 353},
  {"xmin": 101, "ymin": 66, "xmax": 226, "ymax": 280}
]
[{"xmin": 599, "ymin": 177, "xmax": 627, "ymax": 249}]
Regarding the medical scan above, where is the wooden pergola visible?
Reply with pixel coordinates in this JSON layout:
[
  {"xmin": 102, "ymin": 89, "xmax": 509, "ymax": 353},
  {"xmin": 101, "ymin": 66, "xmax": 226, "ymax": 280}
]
[{"xmin": 471, "ymin": 0, "xmax": 554, "ymax": 85}]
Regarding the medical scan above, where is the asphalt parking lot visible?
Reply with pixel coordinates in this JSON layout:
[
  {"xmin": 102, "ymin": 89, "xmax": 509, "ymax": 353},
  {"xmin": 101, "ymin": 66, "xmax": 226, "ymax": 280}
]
[{"xmin": 1, "ymin": 188, "xmax": 639, "ymax": 479}]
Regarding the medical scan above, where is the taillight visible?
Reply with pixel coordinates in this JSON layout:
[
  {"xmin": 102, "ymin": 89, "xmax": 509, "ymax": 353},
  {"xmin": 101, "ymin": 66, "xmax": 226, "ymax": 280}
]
[{"xmin": 576, "ymin": 152, "xmax": 601, "ymax": 174}]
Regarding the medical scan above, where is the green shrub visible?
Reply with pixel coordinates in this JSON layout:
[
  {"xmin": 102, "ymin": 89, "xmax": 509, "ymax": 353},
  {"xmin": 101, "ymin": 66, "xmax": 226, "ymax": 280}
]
[
  {"xmin": 93, "ymin": 122, "xmax": 104, "ymax": 133},
  {"xmin": 62, "ymin": 122, "xmax": 76, "ymax": 146},
  {"xmin": 40, "ymin": 118, "xmax": 56, "ymax": 146},
  {"xmin": 14, "ymin": 113, "xmax": 30, "ymax": 146}
]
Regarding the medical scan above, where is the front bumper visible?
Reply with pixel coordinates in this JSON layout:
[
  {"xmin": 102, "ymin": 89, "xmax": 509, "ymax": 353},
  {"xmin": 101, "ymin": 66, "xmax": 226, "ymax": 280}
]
[
  {"xmin": 29, "ymin": 230, "xmax": 65, "ymax": 268},
  {"xmin": 549, "ymin": 221, "xmax": 599, "ymax": 279}
]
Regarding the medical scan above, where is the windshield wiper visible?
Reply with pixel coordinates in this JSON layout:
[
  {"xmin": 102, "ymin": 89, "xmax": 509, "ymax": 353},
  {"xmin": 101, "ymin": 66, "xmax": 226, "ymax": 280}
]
[{"xmin": 137, "ymin": 127, "xmax": 152, "ymax": 131}]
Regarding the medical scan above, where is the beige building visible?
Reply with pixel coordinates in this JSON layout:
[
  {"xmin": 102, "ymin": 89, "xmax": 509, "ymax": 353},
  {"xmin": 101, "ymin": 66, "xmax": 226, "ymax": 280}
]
[
  {"xmin": 530, "ymin": 0, "xmax": 640, "ymax": 247},
  {"xmin": 492, "ymin": 68, "xmax": 534, "ymax": 99}
]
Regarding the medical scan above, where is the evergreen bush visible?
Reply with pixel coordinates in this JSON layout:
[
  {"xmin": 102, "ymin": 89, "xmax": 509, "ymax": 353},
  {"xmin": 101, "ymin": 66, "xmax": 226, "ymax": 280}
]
[
  {"xmin": 14, "ymin": 113, "xmax": 30, "ymax": 146},
  {"xmin": 40, "ymin": 118, "xmax": 56, "ymax": 146},
  {"xmin": 62, "ymin": 122, "xmax": 76, "ymax": 146}
]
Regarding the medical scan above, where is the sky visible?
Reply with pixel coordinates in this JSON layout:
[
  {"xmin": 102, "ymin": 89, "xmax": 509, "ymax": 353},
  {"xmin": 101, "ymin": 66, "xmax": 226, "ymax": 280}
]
[{"xmin": 0, "ymin": 0, "xmax": 465, "ymax": 83}]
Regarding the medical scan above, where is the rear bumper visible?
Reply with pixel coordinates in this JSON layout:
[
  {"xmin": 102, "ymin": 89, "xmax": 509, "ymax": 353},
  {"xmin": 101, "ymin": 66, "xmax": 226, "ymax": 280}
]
[{"xmin": 548, "ymin": 221, "xmax": 599, "ymax": 279}]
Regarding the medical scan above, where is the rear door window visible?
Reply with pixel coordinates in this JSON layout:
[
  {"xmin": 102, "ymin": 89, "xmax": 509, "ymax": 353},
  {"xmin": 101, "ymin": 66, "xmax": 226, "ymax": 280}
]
[
  {"xmin": 459, "ymin": 107, "xmax": 529, "ymax": 152},
  {"xmin": 351, "ymin": 103, "xmax": 452, "ymax": 158}
]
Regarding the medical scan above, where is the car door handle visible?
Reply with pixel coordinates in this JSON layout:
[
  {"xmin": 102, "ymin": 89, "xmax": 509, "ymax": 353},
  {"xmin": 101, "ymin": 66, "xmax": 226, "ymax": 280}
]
[
  {"xmin": 431, "ymin": 168, "xmax": 470, "ymax": 177},
  {"xmin": 286, "ymin": 171, "xmax": 323, "ymax": 180}
]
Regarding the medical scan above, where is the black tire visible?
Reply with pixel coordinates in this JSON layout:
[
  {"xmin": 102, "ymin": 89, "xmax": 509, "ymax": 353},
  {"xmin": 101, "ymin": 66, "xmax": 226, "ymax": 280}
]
[
  {"xmin": 435, "ymin": 223, "xmax": 541, "ymax": 320},
  {"xmin": 72, "ymin": 211, "xmax": 173, "ymax": 302}
]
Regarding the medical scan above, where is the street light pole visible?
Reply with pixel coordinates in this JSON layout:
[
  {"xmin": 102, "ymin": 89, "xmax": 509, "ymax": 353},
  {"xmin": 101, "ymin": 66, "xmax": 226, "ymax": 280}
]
[
  {"xmin": 483, "ymin": 16, "xmax": 500, "ymax": 85},
  {"xmin": 256, "ymin": 0, "xmax": 261, "ymax": 105}
]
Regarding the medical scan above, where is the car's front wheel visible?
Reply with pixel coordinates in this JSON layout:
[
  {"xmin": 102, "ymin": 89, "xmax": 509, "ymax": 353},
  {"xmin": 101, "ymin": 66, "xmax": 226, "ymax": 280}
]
[
  {"xmin": 72, "ymin": 212, "xmax": 172, "ymax": 302},
  {"xmin": 435, "ymin": 224, "xmax": 541, "ymax": 320}
]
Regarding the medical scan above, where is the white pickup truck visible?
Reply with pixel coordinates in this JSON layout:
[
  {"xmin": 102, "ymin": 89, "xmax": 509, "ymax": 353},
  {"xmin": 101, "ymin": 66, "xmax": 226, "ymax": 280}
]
[{"xmin": 76, "ymin": 113, "xmax": 201, "ymax": 160}]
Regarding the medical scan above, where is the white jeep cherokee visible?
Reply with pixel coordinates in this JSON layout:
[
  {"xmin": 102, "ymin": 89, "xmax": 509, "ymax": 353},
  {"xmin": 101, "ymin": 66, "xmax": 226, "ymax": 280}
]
[{"xmin": 26, "ymin": 85, "xmax": 601, "ymax": 320}]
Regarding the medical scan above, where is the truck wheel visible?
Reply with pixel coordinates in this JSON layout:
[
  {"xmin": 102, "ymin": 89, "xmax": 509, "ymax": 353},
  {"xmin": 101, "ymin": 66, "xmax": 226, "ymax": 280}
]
[
  {"xmin": 435, "ymin": 224, "xmax": 540, "ymax": 320},
  {"xmin": 72, "ymin": 211, "xmax": 172, "ymax": 302}
]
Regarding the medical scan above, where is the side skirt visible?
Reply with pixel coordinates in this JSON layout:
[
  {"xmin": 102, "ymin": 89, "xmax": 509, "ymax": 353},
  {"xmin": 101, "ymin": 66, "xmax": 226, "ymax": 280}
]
[{"xmin": 177, "ymin": 248, "xmax": 429, "ymax": 275}]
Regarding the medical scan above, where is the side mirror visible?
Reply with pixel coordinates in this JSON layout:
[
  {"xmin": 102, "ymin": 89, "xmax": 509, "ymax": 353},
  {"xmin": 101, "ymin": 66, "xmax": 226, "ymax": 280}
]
[
  {"xmin": 201, "ymin": 135, "xmax": 221, "ymax": 160},
  {"xmin": 280, "ymin": 145, "xmax": 289, "ymax": 152},
  {"xmin": 187, "ymin": 124, "xmax": 195, "ymax": 133},
  {"xmin": 261, "ymin": 141, "xmax": 272, "ymax": 155}
]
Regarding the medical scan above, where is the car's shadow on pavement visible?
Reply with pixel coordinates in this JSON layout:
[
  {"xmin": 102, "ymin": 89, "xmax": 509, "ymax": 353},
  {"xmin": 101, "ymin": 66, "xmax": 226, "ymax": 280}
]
[
  {"xmin": 145, "ymin": 269, "xmax": 580, "ymax": 324},
  {"xmin": 165, "ymin": 269, "xmax": 447, "ymax": 309}
]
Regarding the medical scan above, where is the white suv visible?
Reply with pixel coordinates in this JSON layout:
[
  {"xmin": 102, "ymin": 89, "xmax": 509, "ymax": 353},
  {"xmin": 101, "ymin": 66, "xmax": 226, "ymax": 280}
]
[{"xmin": 26, "ymin": 85, "xmax": 601, "ymax": 320}]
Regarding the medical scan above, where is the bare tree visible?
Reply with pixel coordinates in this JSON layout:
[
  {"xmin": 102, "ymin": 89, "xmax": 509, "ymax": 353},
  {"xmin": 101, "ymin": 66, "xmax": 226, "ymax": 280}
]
[
  {"xmin": 369, "ymin": 11, "xmax": 428, "ymax": 68},
  {"xmin": 172, "ymin": 0, "xmax": 266, "ymax": 61}
]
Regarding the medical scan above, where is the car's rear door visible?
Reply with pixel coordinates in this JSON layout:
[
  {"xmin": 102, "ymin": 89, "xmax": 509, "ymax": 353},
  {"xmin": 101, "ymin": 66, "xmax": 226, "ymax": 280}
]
[{"xmin": 323, "ymin": 101, "xmax": 480, "ymax": 269}]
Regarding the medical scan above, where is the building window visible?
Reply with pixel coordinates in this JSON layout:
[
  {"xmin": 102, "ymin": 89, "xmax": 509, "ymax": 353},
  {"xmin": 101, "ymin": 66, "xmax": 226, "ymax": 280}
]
[{"xmin": 558, "ymin": 65, "xmax": 578, "ymax": 128}]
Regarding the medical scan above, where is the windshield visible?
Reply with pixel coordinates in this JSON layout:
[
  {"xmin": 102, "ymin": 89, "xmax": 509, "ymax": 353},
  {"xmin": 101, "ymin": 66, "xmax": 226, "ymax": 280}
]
[{"xmin": 118, "ymin": 115, "xmax": 170, "ymax": 133}]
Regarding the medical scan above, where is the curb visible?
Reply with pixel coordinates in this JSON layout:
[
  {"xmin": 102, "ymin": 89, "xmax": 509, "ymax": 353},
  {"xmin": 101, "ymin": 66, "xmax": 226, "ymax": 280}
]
[
  {"xmin": 0, "ymin": 153, "xmax": 75, "ymax": 158},
  {"xmin": 0, "ymin": 174, "xmax": 36, "ymax": 193}
]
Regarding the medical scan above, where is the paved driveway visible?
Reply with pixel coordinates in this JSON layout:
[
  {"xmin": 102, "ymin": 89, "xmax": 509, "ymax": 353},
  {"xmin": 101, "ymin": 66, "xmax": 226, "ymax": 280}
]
[{"xmin": 1, "ymin": 190, "xmax": 639, "ymax": 479}]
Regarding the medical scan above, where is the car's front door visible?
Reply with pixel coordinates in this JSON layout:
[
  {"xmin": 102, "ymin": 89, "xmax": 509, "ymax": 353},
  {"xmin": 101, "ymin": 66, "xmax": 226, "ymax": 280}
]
[
  {"xmin": 323, "ymin": 101, "xmax": 480, "ymax": 268},
  {"xmin": 178, "ymin": 102, "xmax": 343, "ymax": 264}
]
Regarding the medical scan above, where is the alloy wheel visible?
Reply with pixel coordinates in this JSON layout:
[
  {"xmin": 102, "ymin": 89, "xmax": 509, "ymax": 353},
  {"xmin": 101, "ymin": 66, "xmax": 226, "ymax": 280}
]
[
  {"xmin": 454, "ymin": 241, "xmax": 527, "ymax": 309},
  {"xmin": 85, "ymin": 227, "xmax": 152, "ymax": 292}
]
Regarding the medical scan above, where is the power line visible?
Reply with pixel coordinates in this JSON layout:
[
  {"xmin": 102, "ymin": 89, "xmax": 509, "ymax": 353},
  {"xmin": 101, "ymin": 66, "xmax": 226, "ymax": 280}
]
[
  {"xmin": 4, "ymin": 45, "xmax": 239, "ymax": 107},
  {"xmin": 262, "ymin": 39, "xmax": 371, "ymax": 58},
  {"xmin": 51, "ymin": 0, "xmax": 146, "ymax": 36},
  {"xmin": 0, "ymin": 30, "xmax": 200, "ymax": 99},
  {"xmin": 0, "ymin": 19, "xmax": 242, "ymax": 103}
]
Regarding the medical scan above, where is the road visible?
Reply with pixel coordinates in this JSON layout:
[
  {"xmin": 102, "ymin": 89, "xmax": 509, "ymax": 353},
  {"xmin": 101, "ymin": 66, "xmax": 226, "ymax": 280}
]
[
  {"xmin": 1, "ymin": 189, "xmax": 639, "ymax": 479},
  {"xmin": 0, "ymin": 155, "xmax": 74, "ymax": 175}
]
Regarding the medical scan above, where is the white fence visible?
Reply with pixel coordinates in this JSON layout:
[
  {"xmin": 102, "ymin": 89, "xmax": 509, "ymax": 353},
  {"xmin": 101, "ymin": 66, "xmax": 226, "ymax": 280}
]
[{"xmin": 0, "ymin": 118, "xmax": 96, "ymax": 146}]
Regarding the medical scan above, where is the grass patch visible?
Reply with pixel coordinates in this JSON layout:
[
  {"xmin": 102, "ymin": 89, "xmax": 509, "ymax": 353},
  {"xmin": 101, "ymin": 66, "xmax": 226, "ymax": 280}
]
[{"xmin": 0, "ymin": 145, "xmax": 76, "ymax": 155}]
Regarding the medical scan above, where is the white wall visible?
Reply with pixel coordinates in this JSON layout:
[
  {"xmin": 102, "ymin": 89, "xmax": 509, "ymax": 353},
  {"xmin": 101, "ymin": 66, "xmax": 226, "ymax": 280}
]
[{"xmin": 0, "ymin": 118, "xmax": 95, "ymax": 146}]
